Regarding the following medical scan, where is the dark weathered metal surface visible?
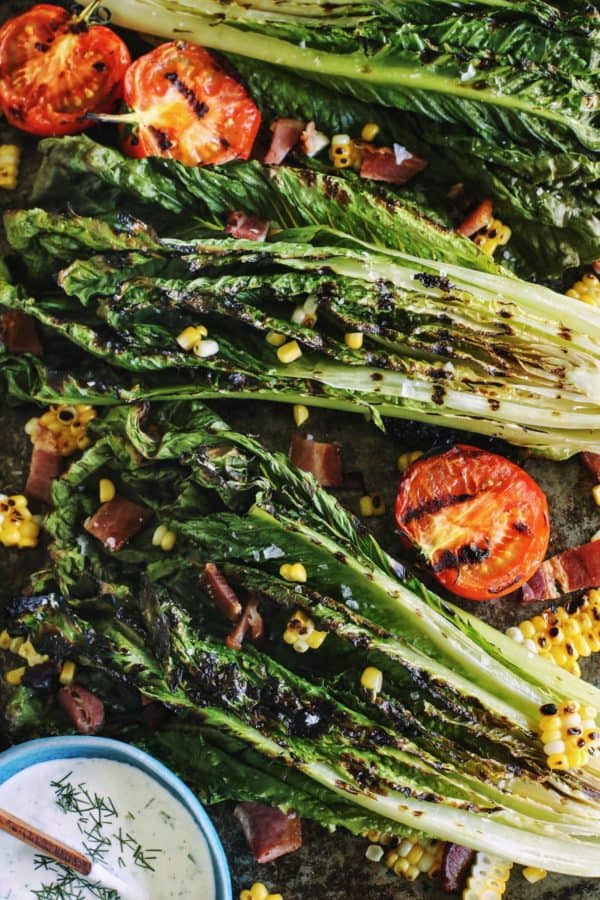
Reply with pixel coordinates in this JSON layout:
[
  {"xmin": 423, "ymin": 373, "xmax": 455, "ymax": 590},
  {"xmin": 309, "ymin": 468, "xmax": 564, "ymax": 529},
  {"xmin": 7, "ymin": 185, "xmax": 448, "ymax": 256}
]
[{"xmin": 1, "ymin": 1, "xmax": 599, "ymax": 893}]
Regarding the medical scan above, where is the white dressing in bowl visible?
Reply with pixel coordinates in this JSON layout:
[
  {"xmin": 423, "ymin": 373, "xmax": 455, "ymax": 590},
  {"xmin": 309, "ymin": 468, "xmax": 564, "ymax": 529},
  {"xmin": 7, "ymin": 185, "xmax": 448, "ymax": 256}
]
[{"xmin": 0, "ymin": 756, "xmax": 216, "ymax": 899}]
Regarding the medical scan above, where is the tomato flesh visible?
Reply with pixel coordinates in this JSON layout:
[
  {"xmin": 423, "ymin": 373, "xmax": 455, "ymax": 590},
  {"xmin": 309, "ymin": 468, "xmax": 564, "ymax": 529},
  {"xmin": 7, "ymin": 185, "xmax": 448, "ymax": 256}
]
[
  {"xmin": 121, "ymin": 42, "xmax": 261, "ymax": 166},
  {"xmin": 394, "ymin": 444, "xmax": 549, "ymax": 601},
  {"xmin": 0, "ymin": 4, "xmax": 130, "ymax": 137}
]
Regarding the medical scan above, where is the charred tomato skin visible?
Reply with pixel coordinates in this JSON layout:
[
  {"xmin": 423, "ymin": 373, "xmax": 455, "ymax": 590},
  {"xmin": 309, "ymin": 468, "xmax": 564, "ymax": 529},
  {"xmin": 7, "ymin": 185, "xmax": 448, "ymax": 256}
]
[
  {"xmin": 120, "ymin": 41, "xmax": 261, "ymax": 166},
  {"xmin": 0, "ymin": 4, "xmax": 131, "ymax": 137},
  {"xmin": 394, "ymin": 444, "xmax": 550, "ymax": 601}
]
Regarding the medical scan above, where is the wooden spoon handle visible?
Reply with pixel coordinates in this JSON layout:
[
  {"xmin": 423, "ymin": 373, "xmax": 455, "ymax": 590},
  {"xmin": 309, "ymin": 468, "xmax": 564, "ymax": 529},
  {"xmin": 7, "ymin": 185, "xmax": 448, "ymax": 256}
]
[{"xmin": 0, "ymin": 807, "xmax": 92, "ymax": 876}]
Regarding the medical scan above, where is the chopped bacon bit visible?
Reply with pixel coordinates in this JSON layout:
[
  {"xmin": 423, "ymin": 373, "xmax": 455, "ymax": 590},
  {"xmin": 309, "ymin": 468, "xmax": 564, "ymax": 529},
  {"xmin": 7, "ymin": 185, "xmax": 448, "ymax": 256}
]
[
  {"xmin": 2, "ymin": 310, "xmax": 43, "ymax": 356},
  {"xmin": 201, "ymin": 563, "xmax": 242, "ymax": 621},
  {"xmin": 581, "ymin": 452, "xmax": 600, "ymax": 481},
  {"xmin": 25, "ymin": 425, "xmax": 62, "ymax": 505},
  {"xmin": 299, "ymin": 121, "xmax": 329, "ymax": 158},
  {"xmin": 233, "ymin": 802, "xmax": 302, "ymax": 863},
  {"xmin": 441, "ymin": 844, "xmax": 475, "ymax": 893},
  {"xmin": 225, "ymin": 211, "xmax": 269, "ymax": 242},
  {"xmin": 359, "ymin": 144, "xmax": 427, "ymax": 186},
  {"xmin": 289, "ymin": 434, "xmax": 343, "ymax": 487},
  {"xmin": 57, "ymin": 684, "xmax": 104, "ymax": 735},
  {"xmin": 226, "ymin": 594, "xmax": 264, "ymax": 650},
  {"xmin": 263, "ymin": 118, "xmax": 304, "ymax": 165},
  {"xmin": 84, "ymin": 497, "xmax": 152, "ymax": 551},
  {"xmin": 457, "ymin": 199, "xmax": 494, "ymax": 237},
  {"xmin": 593, "ymin": 261, "xmax": 600, "ymax": 274},
  {"xmin": 521, "ymin": 539, "xmax": 600, "ymax": 603}
]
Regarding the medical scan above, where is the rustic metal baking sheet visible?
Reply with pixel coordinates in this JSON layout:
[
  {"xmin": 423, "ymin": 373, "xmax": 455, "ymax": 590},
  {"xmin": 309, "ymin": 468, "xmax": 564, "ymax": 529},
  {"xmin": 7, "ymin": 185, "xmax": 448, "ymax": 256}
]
[{"xmin": 1, "ymin": 0, "xmax": 599, "ymax": 892}]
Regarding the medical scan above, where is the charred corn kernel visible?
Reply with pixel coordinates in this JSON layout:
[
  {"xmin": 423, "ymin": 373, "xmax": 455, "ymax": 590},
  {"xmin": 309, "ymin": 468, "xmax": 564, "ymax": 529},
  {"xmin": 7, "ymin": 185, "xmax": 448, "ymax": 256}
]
[
  {"xmin": 152, "ymin": 524, "xmax": 168, "ymax": 547},
  {"xmin": 279, "ymin": 562, "xmax": 307, "ymax": 583},
  {"xmin": 32, "ymin": 404, "xmax": 97, "ymax": 457},
  {"xmin": 384, "ymin": 838, "xmax": 443, "ymax": 881},
  {"xmin": 344, "ymin": 332, "xmax": 363, "ymax": 350},
  {"xmin": 276, "ymin": 340, "xmax": 302, "ymax": 364},
  {"xmin": 17, "ymin": 638, "xmax": 48, "ymax": 667},
  {"xmin": 566, "ymin": 272, "xmax": 600, "ymax": 307},
  {"xmin": 539, "ymin": 697, "xmax": 600, "ymax": 769},
  {"xmin": 307, "ymin": 629, "xmax": 327, "ymax": 649},
  {"xmin": 359, "ymin": 494, "xmax": 385, "ymax": 517},
  {"xmin": 507, "ymin": 594, "xmax": 600, "ymax": 678},
  {"xmin": 473, "ymin": 218, "xmax": 511, "ymax": 256},
  {"xmin": 176, "ymin": 325, "xmax": 208, "ymax": 350},
  {"xmin": 291, "ymin": 294, "xmax": 319, "ymax": 328},
  {"xmin": 361, "ymin": 122, "xmax": 380, "ymax": 142},
  {"xmin": 5, "ymin": 666, "xmax": 26, "ymax": 686},
  {"xmin": 160, "ymin": 529, "xmax": 177, "ymax": 552},
  {"xmin": 293, "ymin": 404, "xmax": 310, "ymax": 427},
  {"xmin": 0, "ymin": 145, "xmax": 20, "ymax": 190},
  {"xmin": 193, "ymin": 338, "xmax": 219, "ymax": 358},
  {"xmin": 99, "ymin": 478, "xmax": 116, "ymax": 503},
  {"xmin": 0, "ymin": 494, "xmax": 40, "ymax": 548},
  {"xmin": 59, "ymin": 661, "xmax": 77, "ymax": 686},
  {"xmin": 266, "ymin": 331, "xmax": 286, "ymax": 347},
  {"xmin": 361, "ymin": 666, "xmax": 383, "ymax": 694},
  {"xmin": 397, "ymin": 450, "xmax": 423, "ymax": 472},
  {"xmin": 366, "ymin": 844, "xmax": 384, "ymax": 862},
  {"xmin": 522, "ymin": 867, "xmax": 547, "ymax": 884},
  {"xmin": 361, "ymin": 829, "xmax": 393, "ymax": 847},
  {"xmin": 463, "ymin": 853, "xmax": 512, "ymax": 900},
  {"xmin": 330, "ymin": 134, "xmax": 353, "ymax": 168}
]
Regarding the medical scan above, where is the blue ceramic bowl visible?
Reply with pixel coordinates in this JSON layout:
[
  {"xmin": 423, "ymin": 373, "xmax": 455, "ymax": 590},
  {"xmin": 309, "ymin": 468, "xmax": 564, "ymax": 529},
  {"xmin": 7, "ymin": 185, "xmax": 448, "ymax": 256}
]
[{"xmin": 0, "ymin": 735, "xmax": 232, "ymax": 900}]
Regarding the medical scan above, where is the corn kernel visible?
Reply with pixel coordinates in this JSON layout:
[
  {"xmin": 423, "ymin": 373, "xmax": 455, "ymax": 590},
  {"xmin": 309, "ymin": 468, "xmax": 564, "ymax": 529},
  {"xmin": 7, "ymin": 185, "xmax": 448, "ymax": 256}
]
[
  {"xmin": 59, "ymin": 661, "xmax": 77, "ymax": 685},
  {"xmin": 152, "ymin": 524, "xmax": 168, "ymax": 547},
  {"xmin": 397, "ymin": 450, "xmax": 423, "ymax": 473},
  {"xmin": 5, "ymin": 666, "xmax": 26, "ymax": 685},
  {"xmin": 279, "ymin": 563, "xmax": 307, "ymax": 583},
  {"xmin": 307, "ymin": 630, "xmax": 327, "ymax": 649},
  {"xmin": 17, "ymin": 638, "xmax": 48, "ymax": 667},
  {"xmin": 593, "ymin": 484, "xmax": 600, "ymax": 507},
  {"xmin": 160, "ymin": 529, "xmax": 177, "ymax": 552},
  {"xmin": 277, "ymin": 340, "xmax": 302, "ymax": 364},
  {"xmin": 99, "ymin": 478, "xmax": 116, "ymax": 503},
  {"xmin": 522, "ymin": 867, "xmax": 547, "ymax": 884},
  {"xmin": 361, "ymin": 122, "xmax": 380, "ymax": 142},
  {"xmin": 0, "ymin": 144, "xmax": 20, "ymax": 190},
  {"xmin": 366, "ymin": 844, "xmax": 384, "ymax": 862},
  {"xmin": 266, "ymin": 331, "xmax": 286, "ymax": 347},
  {"xmin": 0, "ymin": 630, "xmax": 10, "ymax": 650},
  {"xmin": 249, "ymin": 884, "xmax": 268, "ymax": 900},
  {"xmin": 193, "ymin": 338, "xmax": 220, "ymax": 358},
  {"xmin": 176, "ymin": 325, "xmax": 207, "ymax": 350},
  {"xmin": 293, "ymin": 405, "xmax": 310, "ymax": 427},
  {"xmin": 361, "ymin": 666, "xmax": 383, "ymax": 694},
  {"xmin": 344, "ymin": 332, "xmax": 363, "ymax": 350},
  {"xmin": 567, "ymin": 273, "xmax": 600, "ymax": 306},
  {"xmin": 359, "ymin": 494, "xmax": 385, "ymax": 517},
  {"xmin": 31, "ymin": 405, "xmax": 96, "ymax": 457}
]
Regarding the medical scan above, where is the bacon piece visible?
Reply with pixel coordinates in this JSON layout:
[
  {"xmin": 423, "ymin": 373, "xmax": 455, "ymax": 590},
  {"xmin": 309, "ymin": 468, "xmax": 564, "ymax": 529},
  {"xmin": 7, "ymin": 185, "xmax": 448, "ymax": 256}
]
[
  {"xmin": 84, "ymin": 497, "xmax": 152, "ymax": 551},
  {"xmin": 2, "ymin": 310, "xmax": 43, "ymax": 356},
  {"xmin": 201, "ymin": 563, "xmax": 242, "ymax": 621},
  {"xmin": 263, "ymin": 118, "xmax": 304, "ymax": 165},
  {"xmin": 233, "ymin": 802, "xmax": 302, "ymax": 863},
  {"xmin": 360, "ymin": 144, "xmax": 427, "ymax": 186},
  {"xmin": 225, "ymin": 211, "xmax": 269, "ymax": 242},
  {"xmin": 299, "ymin": 121, "xmax": 329, "ymax": 158},
  {"xmin": 289, "ymin": 434, "xmax": 343, "ymax": 487},
  {"xmin": 457, "ymin": 199, "xmax": 493, "ymax": 237},
  {"xmin": 57, "ymin": 684, "xmax": 104, "ymax": 735},
  {"xmin": 593, "ymin": 261, "xmax": 600, "ymax": 274},
  {"xmin": 226, "ymin": 594, "xmax": 264, "ymax": 650},
  {"xmin": 521, "ymin": 540, "xmax": 600, "ymax": 603},
  {"xmin": 441, "ymin": 844, "xmax": 475, "ymax": 893},
  {"xmin": 581, "ymin": 452, "xmax": 600, "ymax": 481},
  {"xmin": 25, "ymin": 425, "xmax": 62, "ymax": 505}
]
